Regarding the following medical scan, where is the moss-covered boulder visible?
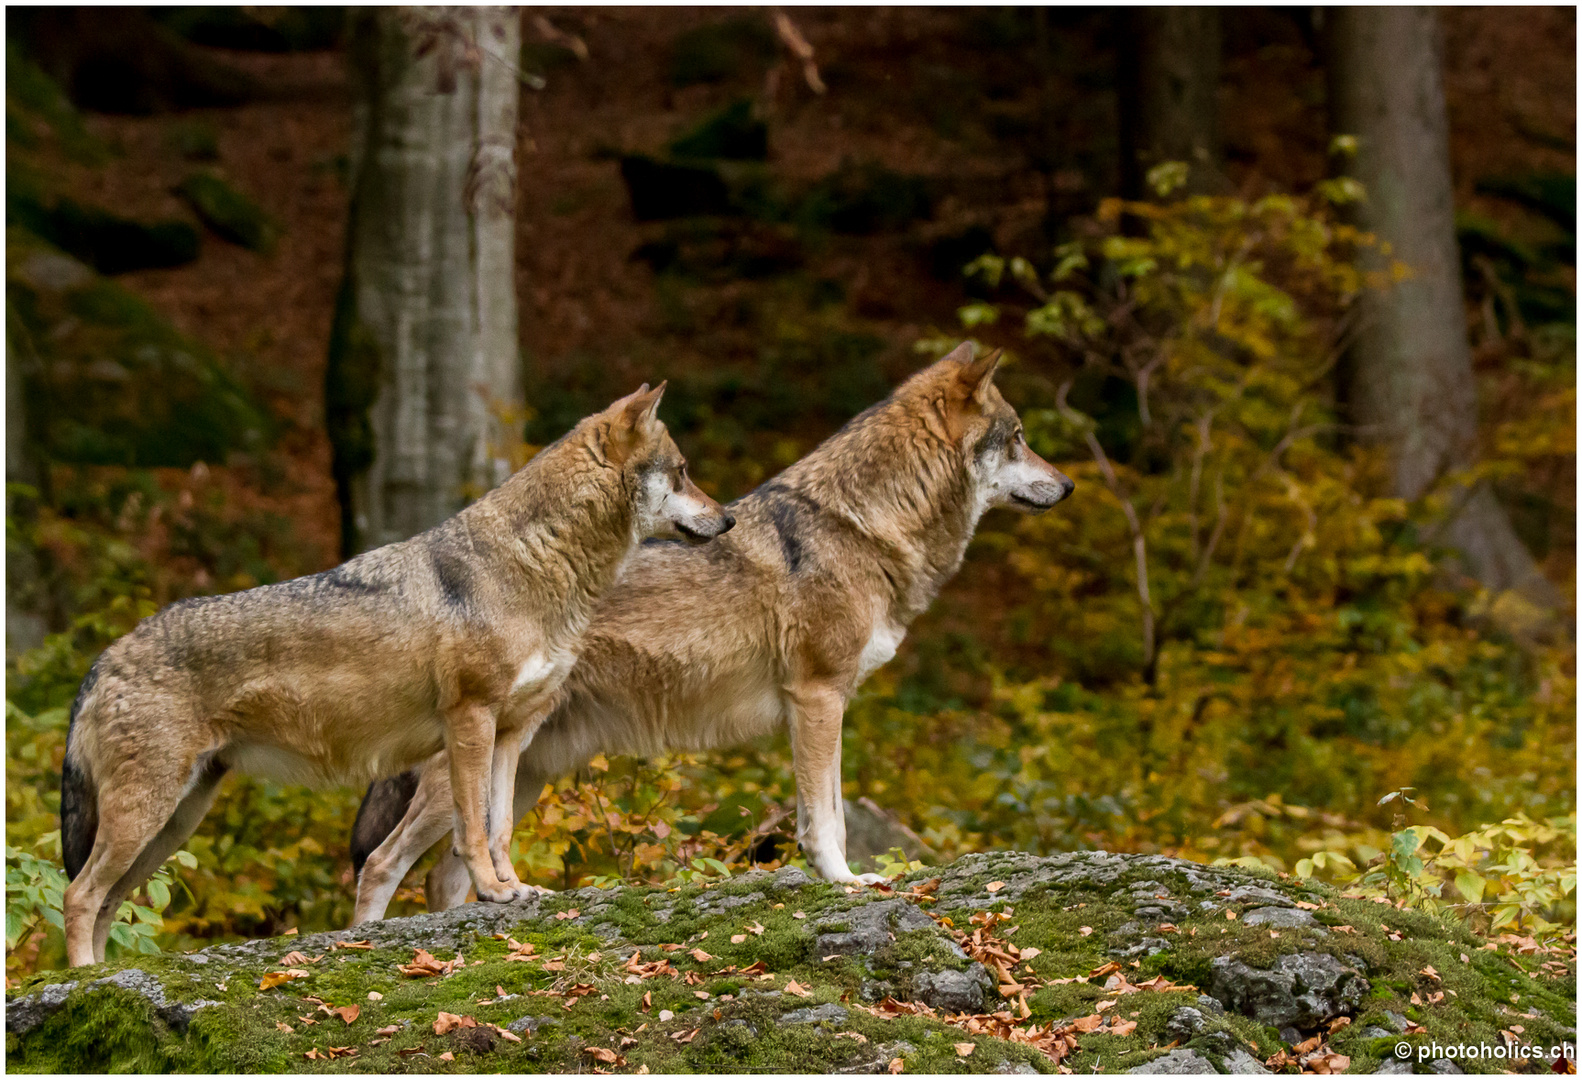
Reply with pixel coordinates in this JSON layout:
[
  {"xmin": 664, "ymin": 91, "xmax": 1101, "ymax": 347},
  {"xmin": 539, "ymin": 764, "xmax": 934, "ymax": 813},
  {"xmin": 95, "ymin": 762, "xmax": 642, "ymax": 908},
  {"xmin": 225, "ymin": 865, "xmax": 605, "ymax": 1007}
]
[
  {"xmin": 7, "ymin": 852, "xmax": 1574, "ymax": 1073},
  {"xmin": 8, "ymin": 228, "xmax": 272, "ymax": 467},
  {"xmin": 175, "ymin": 172, "xmax": 281, "ymax": 253}
]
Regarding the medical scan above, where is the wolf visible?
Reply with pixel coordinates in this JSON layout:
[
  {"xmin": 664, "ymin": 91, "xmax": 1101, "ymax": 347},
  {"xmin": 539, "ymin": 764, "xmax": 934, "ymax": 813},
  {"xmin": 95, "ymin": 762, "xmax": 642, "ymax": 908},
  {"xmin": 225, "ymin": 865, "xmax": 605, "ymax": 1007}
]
[
  {"xmin": 348, "ymin": 343, "xmax": 1074, "ymax": 924},
  {"xmin": 58, "ymin": 384, "xmax": 733, "ymax": 966}
]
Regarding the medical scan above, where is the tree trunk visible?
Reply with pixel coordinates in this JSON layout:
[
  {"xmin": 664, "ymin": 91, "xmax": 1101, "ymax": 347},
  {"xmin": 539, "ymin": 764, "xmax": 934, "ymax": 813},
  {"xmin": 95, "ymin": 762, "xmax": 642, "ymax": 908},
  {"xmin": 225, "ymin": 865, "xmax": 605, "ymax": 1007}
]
[
  {"xmin": 1325, "ymin": 8, "xmax": 1559, "ymax": 609},
  {"xmin": 327, "ymin": 7, "xmax": 522, "ymax": 556},
  {"xmin": 1117, "ymin": 7, "xmax": 1223, "ymax": 198}
]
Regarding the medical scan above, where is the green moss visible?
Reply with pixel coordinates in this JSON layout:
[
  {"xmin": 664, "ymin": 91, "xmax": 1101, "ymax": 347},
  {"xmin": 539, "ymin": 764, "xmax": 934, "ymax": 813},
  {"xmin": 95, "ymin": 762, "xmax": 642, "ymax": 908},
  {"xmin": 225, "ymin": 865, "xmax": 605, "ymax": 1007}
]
[
  {"xmin": 176, "ymin": 172, "xmax": 281, "ymax": 253},
  {"xmin": 8, "ymin": 228, "xmax": 272, "ymax": 468},
  {"xmin": 10, "ymin": 857, "xmax": 1575, "ymax": 1073}
]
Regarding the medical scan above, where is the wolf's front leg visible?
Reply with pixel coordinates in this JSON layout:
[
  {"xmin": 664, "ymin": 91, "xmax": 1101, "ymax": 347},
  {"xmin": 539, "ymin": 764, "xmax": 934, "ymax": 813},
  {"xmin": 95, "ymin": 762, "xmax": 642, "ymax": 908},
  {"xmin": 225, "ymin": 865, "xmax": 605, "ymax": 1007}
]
[
  {"xmin": 789, "ymin": 683, "xmax": 886, "ymax": 886},
  {"xmin": 485, "ymin": 726, "xmax": 526, "ymax": 889},
  {"xmin": 444, "ymin": 701, "xmax": 532, "ymax": 903}
]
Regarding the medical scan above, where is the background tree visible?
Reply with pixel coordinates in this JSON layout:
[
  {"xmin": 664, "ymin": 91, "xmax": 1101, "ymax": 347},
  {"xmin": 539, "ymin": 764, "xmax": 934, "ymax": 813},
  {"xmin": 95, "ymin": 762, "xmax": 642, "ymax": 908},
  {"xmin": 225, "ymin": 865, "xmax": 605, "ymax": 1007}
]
[
  {"xmin": 1325, "ymin": 7, "xmax": 1558, "ymax": 608},
  {"xmin": 1117, "ymin": 7, "xmax": 1224, "ymax": 198},
  {"xmin": 327, "ymin": 7, "xmax": 523, "ymax": 556}
]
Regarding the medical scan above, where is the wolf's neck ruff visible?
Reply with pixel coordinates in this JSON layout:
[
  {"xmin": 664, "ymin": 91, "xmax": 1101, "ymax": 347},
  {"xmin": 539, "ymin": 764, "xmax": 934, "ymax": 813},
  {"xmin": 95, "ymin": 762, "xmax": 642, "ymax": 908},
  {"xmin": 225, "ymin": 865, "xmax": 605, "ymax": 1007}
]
[
  {"xmin": 759, "ymin": 380, "xmax": 986, "ymax": 627},
  {"xmin": 448, "ymin": 424, "xmax": 639, "ymax": 635}
]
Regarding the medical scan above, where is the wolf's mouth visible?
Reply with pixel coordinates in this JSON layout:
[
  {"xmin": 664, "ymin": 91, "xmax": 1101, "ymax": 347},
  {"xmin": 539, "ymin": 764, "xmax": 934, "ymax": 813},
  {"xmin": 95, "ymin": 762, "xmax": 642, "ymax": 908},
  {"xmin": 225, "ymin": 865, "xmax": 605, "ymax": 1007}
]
[
  {"xmin": 676, "ymin": 522, "xmax": 712, "ymax": 544},
  {"xmin": 1009, "ymin": 492, "xmax": 1057, "ymax": 511}
]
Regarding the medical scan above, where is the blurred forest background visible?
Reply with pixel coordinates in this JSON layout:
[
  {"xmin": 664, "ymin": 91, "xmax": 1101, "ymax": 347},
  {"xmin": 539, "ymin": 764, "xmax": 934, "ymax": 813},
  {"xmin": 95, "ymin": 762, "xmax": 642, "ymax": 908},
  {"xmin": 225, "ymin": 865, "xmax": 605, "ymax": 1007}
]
[{"xmin": 5, "ymin": 7, "xmax": 1575, "ymax": 976}]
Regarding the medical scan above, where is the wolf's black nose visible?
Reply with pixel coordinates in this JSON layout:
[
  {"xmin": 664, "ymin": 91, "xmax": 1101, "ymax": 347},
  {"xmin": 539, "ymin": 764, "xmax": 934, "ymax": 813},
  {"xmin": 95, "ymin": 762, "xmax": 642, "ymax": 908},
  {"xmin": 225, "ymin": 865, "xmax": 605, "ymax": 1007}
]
[
  {"xmin": 1060, "ymin": 478, "xmax": 1075, "ymax": 500},
  {"xmin": 721, "ymin": 514, "xmax": 737, "ymax": 533}
]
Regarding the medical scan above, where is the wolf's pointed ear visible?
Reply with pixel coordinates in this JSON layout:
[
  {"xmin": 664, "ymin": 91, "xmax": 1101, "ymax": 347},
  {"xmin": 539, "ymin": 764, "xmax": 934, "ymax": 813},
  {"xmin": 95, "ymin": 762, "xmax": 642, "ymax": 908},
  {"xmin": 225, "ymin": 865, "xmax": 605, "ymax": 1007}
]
[
  {"xmin": 619, "ymin": 381, "xmax": 666, "ymax": 435},
  {"xmin": 938, "ymin": 341, "xmax": 976, "ymax": 367},
  {"xmin": 957, "ymin": 348, "xmax": 1002, "ymax": 407}
]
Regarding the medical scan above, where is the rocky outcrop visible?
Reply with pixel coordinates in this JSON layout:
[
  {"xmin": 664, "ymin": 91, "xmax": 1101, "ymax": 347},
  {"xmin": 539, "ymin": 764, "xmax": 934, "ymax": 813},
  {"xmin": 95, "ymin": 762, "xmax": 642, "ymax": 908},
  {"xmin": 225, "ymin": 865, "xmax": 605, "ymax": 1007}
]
[{"xmin": 7, "ymin": 852, "xmax": 1575, "ymax": 1073}]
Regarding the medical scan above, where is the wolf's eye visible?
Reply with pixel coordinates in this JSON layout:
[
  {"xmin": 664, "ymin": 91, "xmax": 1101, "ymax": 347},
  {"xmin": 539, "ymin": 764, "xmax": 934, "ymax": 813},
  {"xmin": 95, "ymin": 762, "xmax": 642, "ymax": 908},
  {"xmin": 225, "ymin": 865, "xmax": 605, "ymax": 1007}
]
[{"xmin": 1009, "ymin": 429, "xmax": 1024, "ymax": 451}]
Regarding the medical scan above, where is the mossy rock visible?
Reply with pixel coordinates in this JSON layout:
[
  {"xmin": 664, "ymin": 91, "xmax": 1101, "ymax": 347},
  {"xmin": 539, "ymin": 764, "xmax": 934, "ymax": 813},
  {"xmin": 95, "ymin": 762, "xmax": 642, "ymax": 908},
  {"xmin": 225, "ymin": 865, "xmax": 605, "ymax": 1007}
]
[
  {"xmin": 7, "ymin": 192, "xmax": 199, "ymax": 274},
  {"xmin": 668, "ymin": 99, "xmax": 769, "ymax": 163},
  {"xmin": 175, "ymin": 172, "xmax": 281, "ymax": 253},
  {"xmin": 7, "ymin": 227, "xmax": 272, "ymax": 467},
  {"xmin": 8, "ymin": 852, "xmax": 1573, "ymax": 1073}
]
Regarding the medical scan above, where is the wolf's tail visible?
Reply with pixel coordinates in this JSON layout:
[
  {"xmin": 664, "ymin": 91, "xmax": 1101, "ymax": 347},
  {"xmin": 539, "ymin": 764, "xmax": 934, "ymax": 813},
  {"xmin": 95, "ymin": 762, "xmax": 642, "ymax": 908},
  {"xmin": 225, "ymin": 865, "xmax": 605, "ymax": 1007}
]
[
  {"xmin": 61, "ymin": 660, "xmax": 105, "ymax": 881},
  {"xmin": 350, "ymin": 770, "xmax": 421, "ymax": 875}
]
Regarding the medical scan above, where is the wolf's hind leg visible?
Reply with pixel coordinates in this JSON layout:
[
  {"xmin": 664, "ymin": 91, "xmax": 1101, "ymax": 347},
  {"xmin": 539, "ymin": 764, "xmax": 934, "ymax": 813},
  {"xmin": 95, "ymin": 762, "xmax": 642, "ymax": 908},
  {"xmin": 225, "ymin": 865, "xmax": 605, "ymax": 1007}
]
[
  {"xmin": 63, "ymin": 753, "xmax": 214, "ymax": 967},
  {"xmin": 352, "ymin": 764, "xmax": 456, "ymax": 925},
  {"xmin": 91, "ymin": 759, "xmax": 226, "ymax": 961}
]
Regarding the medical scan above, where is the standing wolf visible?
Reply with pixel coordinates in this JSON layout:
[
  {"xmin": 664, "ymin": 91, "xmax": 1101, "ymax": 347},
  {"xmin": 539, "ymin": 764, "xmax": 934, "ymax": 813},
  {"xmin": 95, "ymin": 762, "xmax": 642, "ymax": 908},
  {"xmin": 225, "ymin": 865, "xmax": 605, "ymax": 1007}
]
[
  {"xmin": 349, "ymin": 344, "xmax": 1074, "ymax": 923},
  {"xmin": 59, "ymin": 385, "xmax": 733, "ymax": 966}
]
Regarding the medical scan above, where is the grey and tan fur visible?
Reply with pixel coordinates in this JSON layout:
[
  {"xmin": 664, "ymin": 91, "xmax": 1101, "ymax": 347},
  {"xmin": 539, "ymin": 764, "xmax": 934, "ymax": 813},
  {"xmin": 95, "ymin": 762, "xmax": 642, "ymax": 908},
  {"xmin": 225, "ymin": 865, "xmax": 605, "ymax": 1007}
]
[
  {"xmin": 349, "ymin": 343, "xmax": 1074, "ymax": 923},
  {"xmin": 59, "ymin": 385, "xmax": 733, "ymax": 967}
]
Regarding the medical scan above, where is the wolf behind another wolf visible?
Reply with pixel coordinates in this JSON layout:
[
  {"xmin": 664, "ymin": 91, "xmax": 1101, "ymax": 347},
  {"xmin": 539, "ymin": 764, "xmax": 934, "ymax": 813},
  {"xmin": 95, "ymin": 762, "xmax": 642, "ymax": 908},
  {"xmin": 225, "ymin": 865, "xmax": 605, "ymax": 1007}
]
[{"xmin": 349, "ymin": 343, "xmax": 1075, "ymax": 922}]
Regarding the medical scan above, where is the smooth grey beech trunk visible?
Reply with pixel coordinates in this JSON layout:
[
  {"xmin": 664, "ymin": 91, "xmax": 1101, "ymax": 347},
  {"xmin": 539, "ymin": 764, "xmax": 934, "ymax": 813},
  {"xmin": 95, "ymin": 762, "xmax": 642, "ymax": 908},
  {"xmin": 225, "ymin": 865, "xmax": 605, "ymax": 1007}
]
[
  {"xmin": 331, "ymin": 7, "xmax": 521, "ymax": 555},
  {"xmin": 1326, "ymin": 7, "xmax": 1557, "ymax": 607}
]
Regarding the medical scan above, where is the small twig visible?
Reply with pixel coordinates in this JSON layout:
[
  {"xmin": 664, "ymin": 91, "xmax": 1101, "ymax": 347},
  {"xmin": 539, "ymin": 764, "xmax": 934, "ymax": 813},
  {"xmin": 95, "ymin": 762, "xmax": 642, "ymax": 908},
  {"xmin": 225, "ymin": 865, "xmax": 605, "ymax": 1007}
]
[
  {"xmin": 532, "ymin": 15, "xmax": 589, "ymax": 61},
  {"xmin": 772, "ymin": 11, "xmax": 826, "ymax": 94}
]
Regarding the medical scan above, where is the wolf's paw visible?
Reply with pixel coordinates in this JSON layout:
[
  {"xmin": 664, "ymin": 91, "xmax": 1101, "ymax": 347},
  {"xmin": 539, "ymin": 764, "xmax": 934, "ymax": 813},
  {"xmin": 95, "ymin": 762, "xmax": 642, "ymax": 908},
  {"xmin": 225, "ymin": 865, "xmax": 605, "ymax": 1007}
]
[
  {"xmin": 475, "ymin": 880, "xmax": 537, "ymax": 904},
  {"xmin": 852, "ymin": 872, "xmax": 890, "ymax": 886}
]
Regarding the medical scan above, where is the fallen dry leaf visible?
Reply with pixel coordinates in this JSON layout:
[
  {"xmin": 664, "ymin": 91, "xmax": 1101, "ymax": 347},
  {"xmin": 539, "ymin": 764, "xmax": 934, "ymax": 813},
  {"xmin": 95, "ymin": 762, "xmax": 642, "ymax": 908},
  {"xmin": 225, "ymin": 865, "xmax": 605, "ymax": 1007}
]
[
  {"xmin": 398, "ymin": 947, "xmax": 462, "ymax": 978},
  {"xmin": 1079, "ymin": 926, "xmax": 1093, "ymax": 936},
  {"xmin": 888, "ymin": 1057, "xmax": 904, "ymax": 1073},
  {"xmin": 985, "ymin": 881, "xmax": 1006, "ymax": 893},
  {"xmin": 1109, "ymin": 1018, "xmax": 1138, "ymax": 1036},
  {"xmin": 367, "ymin": 990, "xmax": 383, "ymax": 1002},
  {"xmin": 376, "ymin": 1025, "xmax": 399, "ymax": 1036},
  {"xmin": 731, "ymin": 934, "xmax": 747, "ymax": 944},
  {"xmin": 658, "ymin": 1009, "xmax": 674, "ymax": 1022},
  {"xmin": 275, "ymin": 1021, "xmax": 293, "ymax": 1033},
  {"xmin": 433, "ymin": 1012, "xmax": 477, "ymax": 1035},
  {"xmin": 334, "ymin": 939, "xmax": 374, "ymax": 950},
  {"xmin": 1225, "ymin": 910, "xmax": 1238, "ymax": 920},
  {"xmin": 584, "ymin": 1046, "xmax": 627, "ymax": 1065},
  {"xmin": 689, "ymin": 948, "xmax": 713, "ymax": 963},
  {"xmin": 438, "ymin": 1051, "xmax": 454, "ymax": 1062},
  {"xmin": 785, "ymin": 979, "xmax": 813, "ymax": 998},
  {"xmin": 955, "ymin": 1042, "xmax": 976, "ymax": 1056},
  {"xmin": 258, "ymin": 969, "xmax": 310, "ymax": 990},
  {"xmin": 553, "ymin": 908, "xmax": 581, "ymax": 921}
]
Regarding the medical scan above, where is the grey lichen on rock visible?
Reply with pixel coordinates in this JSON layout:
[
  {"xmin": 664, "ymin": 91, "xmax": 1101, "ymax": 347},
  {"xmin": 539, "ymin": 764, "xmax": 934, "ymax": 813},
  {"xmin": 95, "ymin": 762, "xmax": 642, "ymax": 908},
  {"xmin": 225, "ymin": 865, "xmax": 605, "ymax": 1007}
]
[{"xmin": 6, "ymin": 851, "xmax": 1575, "ymax": 1074}]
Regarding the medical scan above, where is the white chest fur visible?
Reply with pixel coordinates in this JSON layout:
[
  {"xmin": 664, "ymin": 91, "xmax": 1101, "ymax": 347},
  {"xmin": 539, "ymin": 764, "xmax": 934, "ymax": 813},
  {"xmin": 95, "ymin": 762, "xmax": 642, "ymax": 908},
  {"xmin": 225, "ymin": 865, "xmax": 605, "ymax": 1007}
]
[
  {"xmin": 855, "ymin": 618, "xmax": 905, "ymax": 683},
  {"xmin": 510, "ymin": 647, "xmax": 576, "ymax": 697}
]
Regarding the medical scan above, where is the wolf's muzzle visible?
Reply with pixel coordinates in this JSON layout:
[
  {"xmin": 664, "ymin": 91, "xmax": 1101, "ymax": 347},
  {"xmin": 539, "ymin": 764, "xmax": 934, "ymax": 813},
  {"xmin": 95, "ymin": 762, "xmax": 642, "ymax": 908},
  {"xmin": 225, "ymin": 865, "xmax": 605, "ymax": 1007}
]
[
  {"xmin": 1011, "ymin": 477, "xmax": 1074, "ymax": 511},
  {"xmin": 677, "ymin": 514, "xmax": 735, "ymax": 543}
]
